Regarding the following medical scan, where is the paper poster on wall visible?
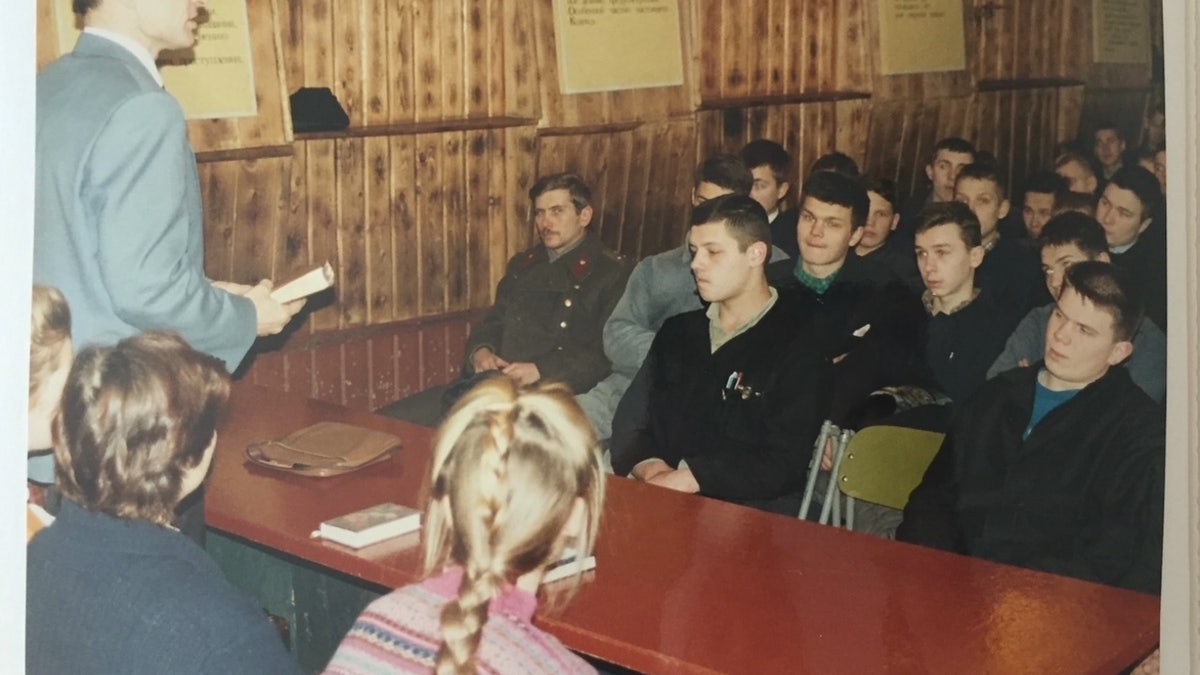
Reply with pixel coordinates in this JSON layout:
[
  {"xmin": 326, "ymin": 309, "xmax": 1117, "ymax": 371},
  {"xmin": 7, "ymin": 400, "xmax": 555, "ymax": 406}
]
[
  {"xmin": 53, "ymin": 0, "xmax": 258, "ymax": 119},
  {"xmin": 552, "ymin": 0, "xmax": 685, "ymax": 94},
  {"xmin": 878, "ymin": 0, "xmax": 966, "ymax": 75},
  {"xmin": 1093, "ymin": 0, "xmax": 1151, "ymax": 64}
]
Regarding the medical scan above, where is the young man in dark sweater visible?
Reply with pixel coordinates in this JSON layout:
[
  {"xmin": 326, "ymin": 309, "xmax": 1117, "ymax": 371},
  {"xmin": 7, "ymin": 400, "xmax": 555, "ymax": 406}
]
[
  {"xmin": 1098, "ymin": 165, "xmax": 1166, "ymax": 332},
  {"xmin": 914, "ymin": 202, "xmax": 1017, "ymax": 403},
  {"xmin": 899, "ymin": 261, "xmax": 1164, "ymax": 594},
  {"xmin": 610, "ymin": 194, "xmax": 829, "ymax": 515},
  {"xmin": 741, "ymin": 139, "xmax": 799, "ymax": 258},
  {"xmin": 954, "ymin": 162, "xmax": 1042, "ymax": 316}
]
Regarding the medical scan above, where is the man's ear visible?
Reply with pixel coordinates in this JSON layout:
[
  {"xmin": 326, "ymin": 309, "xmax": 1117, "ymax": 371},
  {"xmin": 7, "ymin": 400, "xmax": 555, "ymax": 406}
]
[
  {"xmin": 778, "ymin": 181, "xmax": 791, "ymax": 203},
  {"xmin": 925, "ymin": 164, "xmax": 935, "ymax": 182},
  {"xmin": 1097, "ymin": 251, "xmax": 1112, "ymax": 263},
  {"xmin": 691, "ymin": 188, "xmax": 700, "ymax": 207},
  {"xmin": 748, "ymin": 240, "xmax": 769, "ymax": 266},
  {"xmin": 1107, "ymin": 339, "xmax": 1134, "ymax": 366},
  {"xmin": 889, "ymin": 213, "xmax": 900, "ymax": 231},
  {"xmin": 848, "ymin": 226, "xmax": 865, "ymax": 249},
  {"xmin": 1136, "ymin": 216, "xmax": 1152, "ymax": 236},
  {"xmin": 578, "ymin": 205, "xmax": 594, "ymax": 228},
  {"xmin": 968, "ymin": 244, "xmax": 985, "ymax": 269},
  {"xmin": 1084, "ymin": 176, "xmax": 1099, "ymax": 194},
  {"xmin": 998, "ymin": 198, "xmax": 1011, "ymax": 220}
]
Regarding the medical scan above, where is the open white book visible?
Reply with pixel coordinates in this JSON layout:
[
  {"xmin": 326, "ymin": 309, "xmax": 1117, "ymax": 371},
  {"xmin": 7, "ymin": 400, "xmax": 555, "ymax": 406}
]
[
  {"xmin": 271, "ymin": 262, "xmax": 335, "ymax": 304},
  {"xmin": 314, "ymin": 502, "xmax": 421, "ymax": 549}
]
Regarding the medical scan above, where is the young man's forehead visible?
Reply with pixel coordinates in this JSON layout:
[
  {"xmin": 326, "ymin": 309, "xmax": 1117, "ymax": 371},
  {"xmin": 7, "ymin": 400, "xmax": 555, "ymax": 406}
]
[
  {"xmin": 1057, "ymin": 287, "xmax": 1117, "ymax": 334},
  {"xmin": 915, "ymin": 222, "xmax": 969, "ymax": 247},
  {"xmin": 1040, "ymin": 242, "xmax": 1090, "ymax": 263},
  {"xmin": 933, "ymin": 149, "xmax": 974, "ymax": 165},
  {"xmin": 689, "ymin": 220, "xmax": 735, "ymax": 245},
  {"xmin": 1103, "ymin": 184, "xmax": 1145, "ymax": 213},
  {"xmin": 1025, "ymin": 190, "xmax": 1055, "ymax": 206},
  {"xmin": 955, "ymin": 175, "xmax": 1000, "ymax": 195},
  {"xmin": 801, "ymin": 196, "xmax": 852, "ymax": 218}
]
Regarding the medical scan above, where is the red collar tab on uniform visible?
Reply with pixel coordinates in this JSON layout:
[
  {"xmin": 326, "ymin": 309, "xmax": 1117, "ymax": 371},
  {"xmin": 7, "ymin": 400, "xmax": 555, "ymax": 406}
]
[{"xmin": 570, "ymin": 254, "xmax": 592, "ymax": 281}]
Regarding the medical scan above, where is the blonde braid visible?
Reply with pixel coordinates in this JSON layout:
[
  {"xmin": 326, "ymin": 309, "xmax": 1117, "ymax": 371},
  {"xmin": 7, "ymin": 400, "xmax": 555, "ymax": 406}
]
[{"xmin": 435, "ymin": 407, "xmax": 515, "ymax": 675}]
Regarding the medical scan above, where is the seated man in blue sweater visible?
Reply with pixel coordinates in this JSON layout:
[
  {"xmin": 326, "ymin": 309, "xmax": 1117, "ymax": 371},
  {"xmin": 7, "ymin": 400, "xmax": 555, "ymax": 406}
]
[
  {"xmin": 988, "ymin": 212, "xmax": 1165, "ymax": 402},
  {"xmin": 898, "ymin": 261, "xmax": 1164, "ymax": 594},
  {"xmin": 610, "ymin": 194, "xmax": 829, "ymax": 515}
]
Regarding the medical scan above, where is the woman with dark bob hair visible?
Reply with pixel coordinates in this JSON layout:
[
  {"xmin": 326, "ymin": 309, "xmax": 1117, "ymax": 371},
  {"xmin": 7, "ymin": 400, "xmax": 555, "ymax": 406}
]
[{"xmin": 26, "ymin": 331, "xmax": 300, "ymax": 674}]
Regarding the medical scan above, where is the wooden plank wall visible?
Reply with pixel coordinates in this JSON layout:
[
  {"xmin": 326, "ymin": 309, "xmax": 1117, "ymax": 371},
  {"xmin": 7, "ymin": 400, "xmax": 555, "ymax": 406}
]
[{"xmin": 35, "ymin": 0, "xmax": 1160, "ymax": 410}]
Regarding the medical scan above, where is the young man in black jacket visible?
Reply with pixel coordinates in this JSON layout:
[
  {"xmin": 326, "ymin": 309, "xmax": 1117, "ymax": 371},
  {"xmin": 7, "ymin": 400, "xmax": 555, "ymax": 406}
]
[
  {"xmin": 610, "ymin": 194, "xmax": 829, "ymax": 515},
  {"xmin": 898, "ymin": 261, "xmax": 1164, "ymax": 594}
]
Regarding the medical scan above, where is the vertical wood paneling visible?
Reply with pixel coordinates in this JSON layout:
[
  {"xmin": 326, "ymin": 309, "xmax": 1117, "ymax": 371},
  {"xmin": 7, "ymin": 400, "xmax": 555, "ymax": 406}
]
[
  {"xmin": 335, "ymin": 138, "xmax": 367, "ymax": 326},
  {"xmin": 442, "ymin": 133, "xmax": 469, "ymax": 312},
  {"xmin": 364, "ymin": 137, "xmax": 394, "ymax": 323},
  {"xmin": 306, "ymin": 140, "xmax": 339, "ymax": 331},
  {"xmin": 387, "ymin": 0, "xmax": 415, "ymax": 122},
  {"xmin": 415, "ymin": 134, "xmax": 446, "ymax": 315},
  {"xmin": 390, "ymin": 135, "xmax": 420, "ymax": 320},
  {"xmin": 199, "ymin": 162, "xmax": 237, "ymax": 281}
]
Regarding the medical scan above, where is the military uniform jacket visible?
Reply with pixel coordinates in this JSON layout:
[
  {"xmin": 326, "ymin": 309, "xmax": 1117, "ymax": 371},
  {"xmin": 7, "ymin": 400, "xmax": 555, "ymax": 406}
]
[{"xmin": 464, "ymin": 232, "xmax": 631, "ymax": 393}]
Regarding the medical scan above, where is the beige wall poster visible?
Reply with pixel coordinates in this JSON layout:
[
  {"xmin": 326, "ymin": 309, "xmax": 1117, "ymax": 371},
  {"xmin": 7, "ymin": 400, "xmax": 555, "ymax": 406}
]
[
  {"xmin": 1093, "ymin": 0, "xmax": 1151, "ymax": 64},
  {"xmin": 552, "ymin": 0, "xmax": 685, "ymax": 94},
  {"xmin": 878, "ymin": 0, "xmax": 967, "ymax": 75},
  {"xmin": 54, "ymin": 0, "xmax": 257, "ymax": 119}
]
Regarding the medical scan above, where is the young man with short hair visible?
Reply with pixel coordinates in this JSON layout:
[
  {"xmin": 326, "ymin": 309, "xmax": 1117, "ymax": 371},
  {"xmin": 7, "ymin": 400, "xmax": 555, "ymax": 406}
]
[
  {"xmin": 576, "ymin": 155, "xmax": 785, "ymax": 440},
  {"xmin": 1097, "ymin": 166, "xmax": 1166, "ymax": 331},
  {"xmin": 914, "ymin": 202, "xmax": 1016, "ymax": 402},
  {"xmin": 954, "ymin": 163, "xmax": 1041, "ymax": 316},
  {"xmin": 1054, "ymin": 150, "xmax": 1100, "ymax": 195},
  {"xmin": 740, "ymin": 139, "xmax": 799, "ymax": 257},
  {"xmin": 768, "ymin": 171, "xmax": 927, "ymax": 426},
  {"xmin": 854, "ymin": 175, "xmax": 922, "ymax": 292},
  {"xmin": 900, "ymin": 261, "xmax": 1164, "ymax": 594},
  {"xmin": 1021, "ymin": 171, "xmax": 1069, "ymax": 239},
  {"xmin": 1093, "ymin": 121, "xmax": 1127, "ymax": 179},
  {"xmin": 610, "ymin": 195, "xmax": 828, "ymax": 515},
  {"xmin": 988, "ymin": 212, "xmax": 1165, "ymax": 402},
  {"xmin": 896, "ymin": 137, "xmax": 976, "ymax": 247}
]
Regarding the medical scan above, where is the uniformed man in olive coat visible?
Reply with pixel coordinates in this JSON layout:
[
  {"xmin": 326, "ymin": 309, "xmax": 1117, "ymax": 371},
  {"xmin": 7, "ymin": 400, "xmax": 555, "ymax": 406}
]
[
  {"xmin": 464, "ymin": 173, "xmax": 631, "ymax": 393},
  {"xmin": 378, "ymin": 173, "xmax": 630, "ymax": 425}
]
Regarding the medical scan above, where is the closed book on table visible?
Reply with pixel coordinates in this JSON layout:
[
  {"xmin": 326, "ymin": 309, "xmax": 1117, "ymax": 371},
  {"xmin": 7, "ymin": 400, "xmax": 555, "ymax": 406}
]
[{"xmin": 318, "ymin": 502, "xmax": 421, "ymax": 549}]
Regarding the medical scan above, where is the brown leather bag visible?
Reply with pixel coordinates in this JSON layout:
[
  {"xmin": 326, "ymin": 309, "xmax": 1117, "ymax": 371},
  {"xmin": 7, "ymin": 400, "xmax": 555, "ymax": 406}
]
[{"xmin": 245, "ymin": 421, "xmax": 401, "ymax": 477}]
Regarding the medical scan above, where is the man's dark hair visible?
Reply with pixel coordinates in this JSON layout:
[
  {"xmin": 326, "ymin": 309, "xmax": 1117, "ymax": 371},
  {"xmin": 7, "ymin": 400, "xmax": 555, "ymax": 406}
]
[
  {"xmin": 1107, "ymin": 165, "xmax": 1163, "ymax": 223},
  {"xmin": 529, "ymin": 173, "xmax": 592, "ymax": 212},
  {"xmin": 927, "ymin": 137, "xmax": 976, "ymax": 165},
  {"xmin": 1038, "ymin": 212, "xmax": 1109, "ymax": 257},
  {"xmin": 1025, "ymin": 170, "xmax": 1069, "ymax": 197},
  {"xmin": 691, "ymin": 193, "xmax": 771, "ymax": 252},
  {"xmin": 694, "ymin": 154, "xmax": 754, "ymax": 195},
  {"xmin": 955, "ymin": 162, "xmax": 1008, "ymax": 198},
  {"xmin": 73, "ymin": 0, "xmax": 100, "ymax": 14},
  {"xmin": 740, "ymin": 140, "xmax": 791, "ymax": 184},
  {"xmin": 798, "ymin": 171, "xmax": 870, "ymax": 229},
  {"xmin": 915, "ymin": 201, "xmax": 982, "ymax": 248},
  {"xmin": 1093, "ymin": 120, "xmax": 1125, "ymax": 142},
  {"xmin": 1061, "ymin": 261, "xmax": 1143, "ymax": 341},
  {"xmin": 862, "ymin": 175, "xmax": 899, "ymax": 212},
  {"xmin": 809, "ymin": 151, "xmax": 860, "ymax": 179},
  {"xmin": 1052, "ymin": 190, "xmax": 1098, "ymax": 218}
]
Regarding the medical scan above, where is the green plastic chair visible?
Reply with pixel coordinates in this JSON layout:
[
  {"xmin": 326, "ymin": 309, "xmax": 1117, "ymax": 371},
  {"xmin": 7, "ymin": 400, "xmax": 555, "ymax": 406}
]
[{"xmin": 836, "ymin": 425, "xmax": 945, "ymax": 530}]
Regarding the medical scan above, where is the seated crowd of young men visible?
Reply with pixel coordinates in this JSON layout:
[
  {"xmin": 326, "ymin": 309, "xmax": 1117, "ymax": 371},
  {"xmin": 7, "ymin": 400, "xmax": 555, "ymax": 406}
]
[{"xmin": 381, "ymin": 120, "xmax": 1169, "ymax": 595}]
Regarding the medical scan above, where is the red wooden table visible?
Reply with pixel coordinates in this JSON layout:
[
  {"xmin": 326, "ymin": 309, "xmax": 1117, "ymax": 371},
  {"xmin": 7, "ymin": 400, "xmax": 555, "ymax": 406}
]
[{"xmin": 207, "ymin": 383, "xmax": 1160, "ymax": 674}]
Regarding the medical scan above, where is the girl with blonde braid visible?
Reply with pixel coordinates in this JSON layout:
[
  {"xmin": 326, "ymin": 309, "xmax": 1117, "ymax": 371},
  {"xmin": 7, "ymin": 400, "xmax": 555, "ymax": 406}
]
[{"xmin": 325, "ymin": 377, "xmax": 605, "ymax": 675}]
